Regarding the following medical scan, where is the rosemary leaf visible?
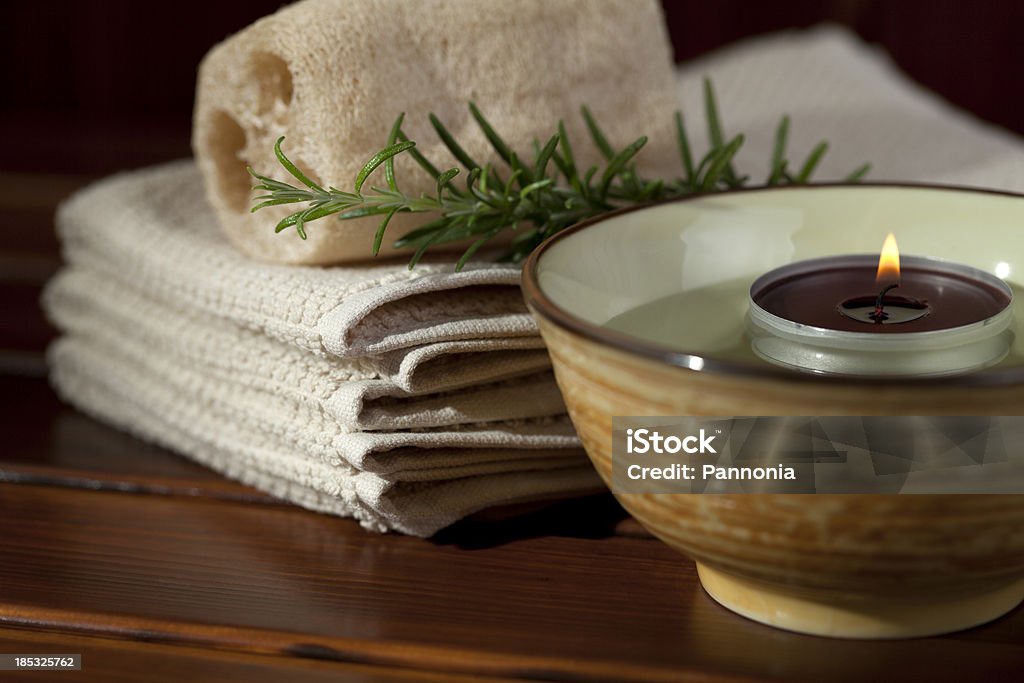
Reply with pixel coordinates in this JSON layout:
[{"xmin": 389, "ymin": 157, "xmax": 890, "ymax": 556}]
[
  {"xmin": 534, "ymin": 134, "xmax": 560, "ymax": 180},
  {"xmin": 674, "ymin": 111, "xmax": 695, "ymax": 187},
  {"xmin": 470, "ymin": 102, "xmax": 518, "ymax": 173},
  {"xmin": 555, "ymin": 121, "xmax": 579, "ymax": 189},
  {"xmin": 249, "ymin": 81, "xmax": 871, "ymax": 270},
  {"xmin": 581, "ymin": 106, "xmax": 615, "ymax": 160},
  {"xmin": 845, "ymin": 163, "xmax": 872, "ymax": 182},
  {"xmin": 429, "ymin": 113, "xmax": 483, "ymax": 174},
  {"xmin": 768, "ymin": 115, "xmax": 790, "ymax": 185},
  {"xmin": 598, "ymin": 136, "xmax": 647, "ymax": 200},
  {"xmin": 384, "ymin": 113, "xmax": 405, "ymax": 191},
  {"xmin": 456, "ymin": 233, "xmax": 499, "ymax": 271},
  {"xmin": 701, "ymin": 135, "xmax": 744, "ymax": 191},
  {"xmin": 373, "ymin": 207, "xmax": 403, "ymax": 255},
  {"xmin": 355, "ymin": 141, "xmax": 416, "ymax": 194},
  {"xmin": 435, "ymin": 168, "xmax": 460, "ymax": 200},
  {"xmin": 702, "ymin": 78, "xmax": 738, "ymax": 186},
  {"xmin": 396, "ymin": 129, "xmax": 444, "ymax": 180},
  {"xmin": 273, "ymin": 137, "xmax": 324, "ymax": 193},
  {"xmin": 796, "ymin": 141, "xmax": 829, "ymax": 183},
  {"xmin": 393, "ymin": 216, "xmax": 451, "ymax": 248}
]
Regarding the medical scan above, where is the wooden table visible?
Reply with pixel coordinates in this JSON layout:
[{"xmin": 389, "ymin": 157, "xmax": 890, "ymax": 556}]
[{"xmin": 2, "ymin": 152, "xmax": 1023, "ymax": 683}]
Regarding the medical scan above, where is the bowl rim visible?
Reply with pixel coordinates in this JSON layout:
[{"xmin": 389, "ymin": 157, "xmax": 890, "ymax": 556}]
[{"xmin": 521, "ymin": 181, "xmax": 1024, "ymax": 387}]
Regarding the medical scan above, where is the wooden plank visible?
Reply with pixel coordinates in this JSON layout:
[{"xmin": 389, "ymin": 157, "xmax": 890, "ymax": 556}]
[
  {"xmin": 0, "ymin": 627, "xmax": 522, "ymax": 683},
  {"xmin": 0, "ymin": 484, "xmax": 1021, "ymax": 682}
]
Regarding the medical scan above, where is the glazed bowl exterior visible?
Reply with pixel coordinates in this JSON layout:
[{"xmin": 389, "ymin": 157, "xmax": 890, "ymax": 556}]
[{"xmin": 522, "ymin": 185, "xmax": 1024, "ymax": 638}]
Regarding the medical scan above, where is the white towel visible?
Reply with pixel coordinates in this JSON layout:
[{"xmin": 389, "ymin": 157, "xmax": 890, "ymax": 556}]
[
  {"xmin": 676, "ymin": 26, "xmax": 1024, "ymax": 192},
  {"xmin": 49, "ymin": 338, "xmax": 598, "ymax": 535},
  {"xmin": 45, "ymin": 267, "xmax": 565, "ymax": 431},
  {"xmin": 47, "ymin": 25, "xmax": 1024, "ymax": 536},
  {"xmin": 57, "ymin": 160, "xmax": 537, "ymax": 357},
  {"xmin": 46, "ymin": 157, "xmax": 598, "ymax": 536}
]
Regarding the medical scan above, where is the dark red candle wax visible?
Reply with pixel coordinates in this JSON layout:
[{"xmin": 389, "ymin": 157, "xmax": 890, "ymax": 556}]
[{"xmin": 751, "ymin": 256, "xmax": 1012, "ymax": 333}]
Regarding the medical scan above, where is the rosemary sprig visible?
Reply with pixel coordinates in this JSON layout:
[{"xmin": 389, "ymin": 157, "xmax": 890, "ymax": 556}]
[{"xmin": 248, "ymin": 78, "xmax": 870, "ymax": 270}]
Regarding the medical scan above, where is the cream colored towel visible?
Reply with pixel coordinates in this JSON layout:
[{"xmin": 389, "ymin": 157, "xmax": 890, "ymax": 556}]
[
  {"xmin": 676, "ymin": 26, "xmax": 1024, "ymax": 192},
  {"xmin": 45, "ymin": 267, "xmax": 565, "ymax": 431},
  {"xmin": 49, "ymin": 333, "xmax": 580, "ymax": 478},
  {"xmin": 58, "ymin": 162, "xmax": 539, "ymax": 362},
  {"xmin": 47, "ymin": 160, "xmax": 596, "ymax": 536},
  {"xmin": 193, "ymin": 0, "xmax": 682, "ymax": 264},
  {"xmin": 50, "ymin": 338, "xmax": 598, "ymax": 535},
  {"xmin": 51, "ymin": 160, "xmax": 576, "ymax": 442}
]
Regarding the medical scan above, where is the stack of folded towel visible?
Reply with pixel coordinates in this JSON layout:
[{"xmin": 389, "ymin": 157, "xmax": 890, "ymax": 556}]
[
  {"xmin": 45, "ymin": 0, "xmax": 682, "ymax": 536},
  {"xmin": 45, "ymin": 0, "xmax": 1024, "ymax": 536},
  {"xmin": 45, "ymin": 161, "xmax": 612, "ymax": 535}
]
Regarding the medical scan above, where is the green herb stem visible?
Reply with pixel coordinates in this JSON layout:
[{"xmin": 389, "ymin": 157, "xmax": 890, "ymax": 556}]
[{"xmin": 247, "ymin": 79, "xmax": 869, "ymax": 270}]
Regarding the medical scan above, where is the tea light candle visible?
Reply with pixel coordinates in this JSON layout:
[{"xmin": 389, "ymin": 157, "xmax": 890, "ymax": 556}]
[{"xmin": 746, "ymin": 234, "xmax": 1014, "ymax": 376}]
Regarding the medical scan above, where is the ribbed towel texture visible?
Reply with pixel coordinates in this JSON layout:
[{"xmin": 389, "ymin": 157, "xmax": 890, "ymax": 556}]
[
  {"xmin": 46, "ymin": 161, "xmax": 600, "ymax": 536},
  {"xmin": 47, "ymin": 26, "xmax": 1024, "ymax": 535}
]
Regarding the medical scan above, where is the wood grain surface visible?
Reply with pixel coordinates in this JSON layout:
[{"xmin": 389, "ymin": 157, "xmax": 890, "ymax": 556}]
[
  {"xmin": 1, "ymin": 474, "xmax": 1023, "ymax": 682},
  {"xmin": 2, "ymin": 366, "xmax": 1024, "ymax": 679},
  {"xmin": 0, "ymin": 628, "xmax": 525, "ymax": 683}
]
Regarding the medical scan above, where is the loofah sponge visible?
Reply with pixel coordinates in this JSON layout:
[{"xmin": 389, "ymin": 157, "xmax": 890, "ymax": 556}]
[{"xmin": 192, "ymin": 0, "xmax": 682, "ymax": 265}]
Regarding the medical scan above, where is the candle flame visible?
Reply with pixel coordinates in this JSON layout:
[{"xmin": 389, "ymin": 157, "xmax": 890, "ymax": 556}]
[{"xmin": 876, "ymin": 233, "xmax": 900, "ymax": 284}]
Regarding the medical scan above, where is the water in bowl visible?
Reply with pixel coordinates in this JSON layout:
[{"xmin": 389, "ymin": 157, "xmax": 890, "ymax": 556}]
[{"xmin": 603, "ymin": 278, "xmax": 1024, "ymax": 374}]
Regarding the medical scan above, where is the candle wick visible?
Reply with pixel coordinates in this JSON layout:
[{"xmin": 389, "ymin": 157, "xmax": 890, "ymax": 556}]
[{"xmin": 872, "ymin": 283, "xmax": 899, "ymax": 323}]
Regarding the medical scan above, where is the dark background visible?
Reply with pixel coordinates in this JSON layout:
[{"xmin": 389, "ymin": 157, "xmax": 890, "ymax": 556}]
[
  {"xmin": 1, "ymin": 0, "xmax": 1022, "ymax": 299},
  {"xmin": 2, "ymin": 1, "xmax": 1022, "ymax": 177}
]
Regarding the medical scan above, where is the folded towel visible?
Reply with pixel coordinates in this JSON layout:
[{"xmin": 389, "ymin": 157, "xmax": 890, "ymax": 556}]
[
  {"xmin": 47, "ymin": 25, "xmax": 1024, "ymax": 536},
  {"xmin": 47, "ymin": 159, "xmax": 597, "ymax": 536},
  {"xmin": 49, "ymin": 335, "xmax": 580, "ymax": 477},
  {"xmin": 58, "ymin": 161, "xmax": 538, "ymax": 359},
  {"xmin": 45, "ymin": 267, "xmax": 565, "ymax": 431},
  {"xmin": 47, "ymin": 286, "xmax": 577, "ymax": 459},
  {"xmin": 50, "ymin": 338, "xmax": 598, "ymax": 535},
  {"xmin": 193, "ymin": 0, "xmax": 682, "ymax": 264}
]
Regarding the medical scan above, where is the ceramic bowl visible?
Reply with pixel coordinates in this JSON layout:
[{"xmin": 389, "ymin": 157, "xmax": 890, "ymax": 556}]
[{"xmin": 522, "ymin": 185, "xmax": 1024, "ymax": 638}]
